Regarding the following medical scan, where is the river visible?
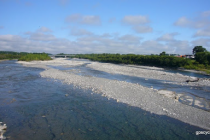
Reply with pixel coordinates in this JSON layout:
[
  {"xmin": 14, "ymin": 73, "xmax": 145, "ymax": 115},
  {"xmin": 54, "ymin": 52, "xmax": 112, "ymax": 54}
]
[{"xmin": 0, "ymin": 60, "xmax": 209, "ymax": 140}]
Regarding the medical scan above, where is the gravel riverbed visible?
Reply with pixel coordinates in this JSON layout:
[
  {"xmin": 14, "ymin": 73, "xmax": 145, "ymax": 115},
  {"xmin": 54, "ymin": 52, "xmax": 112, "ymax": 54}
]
[
  {"xmin": 87, "ymin": 62, "xmax": 210, "ymax": 87},
  {"xmin": 17, "ymin": 58, "xmax": 210, "ymax": 130}
]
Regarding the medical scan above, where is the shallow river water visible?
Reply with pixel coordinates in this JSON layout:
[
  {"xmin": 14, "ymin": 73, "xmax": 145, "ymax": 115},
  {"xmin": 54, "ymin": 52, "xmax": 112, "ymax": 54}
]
[{"xmin": 0, "ymin": 60, "xmax": 210, "ymax": 140}]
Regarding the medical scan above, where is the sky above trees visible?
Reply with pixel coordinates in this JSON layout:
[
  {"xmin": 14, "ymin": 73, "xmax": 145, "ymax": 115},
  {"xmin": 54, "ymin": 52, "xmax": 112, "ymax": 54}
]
[{"xmin": 0, "ymin": 0, "xmax": 210, "ymax": 54}]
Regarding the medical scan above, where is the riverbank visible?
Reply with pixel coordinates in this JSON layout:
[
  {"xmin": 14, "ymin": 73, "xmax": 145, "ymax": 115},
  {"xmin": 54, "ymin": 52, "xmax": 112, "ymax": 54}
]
[
  {"xmin": 17, "ymin": 58, "xmax": 210, "ymax": 130},
  {"xmin": 88, "ymin": 62, "xmax": 210, "ymax": 87},
  {"xmin": 178, "ymin": 67, "xmax": 210, "ymax": 75}
]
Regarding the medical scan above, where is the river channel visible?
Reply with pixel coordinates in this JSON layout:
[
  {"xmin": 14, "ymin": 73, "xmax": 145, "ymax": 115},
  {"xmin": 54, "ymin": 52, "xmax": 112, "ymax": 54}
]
[{"xmin": 0, "ymin": 60, "xmax": 209, "ymax": 140}]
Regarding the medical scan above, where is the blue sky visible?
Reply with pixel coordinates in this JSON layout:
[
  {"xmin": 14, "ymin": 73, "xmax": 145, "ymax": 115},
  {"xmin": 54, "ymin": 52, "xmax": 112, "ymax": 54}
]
[{"xmin": 0, "ymin": 0, "xmax": 210, "ymax": 54}]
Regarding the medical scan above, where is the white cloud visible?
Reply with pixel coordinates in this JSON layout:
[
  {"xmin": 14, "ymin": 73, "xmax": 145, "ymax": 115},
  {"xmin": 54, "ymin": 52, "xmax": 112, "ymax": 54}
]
[
  {"xmin": 201, "ymin": 10, "xmax": 210, "ymax": 17},
  {"xmin": 139, "ymin": 40, "xmax": 190, "ymax": 55},
  {"xmin": 140, "ymin": 40, "xmax": 166, "ymax": 54},
  {"xmin": 22, "ymin": 27, "xmax": 55, "ymax": 41},
  {"xmin": 174, "ymin": 11, "xmax": 210, "ymax": 29},
  {"xmin": 157, "ymin": 33, "xmax": 179, "ymax": 41},
  {"xmin": 137, "ymin": 40, "xmax": 187, "ymax": 54},
  {"xmin": 66, "ymin": 14, "xmax": 101, "ymax": 25},
  {"xmin": 25, "ymin": 32, "xmax": 56, "ymax": 41},
  {"xmin": 65, "ymin": 14, "xmax": 81, "ymax": 22},
  {"xmin": 0, "ymin": 33, "xmax": 140, "ymax": 54},
  {"xmin": 193, "ymin": 20, "xmax": 210, "ymax": 28},
  {"xmin": 81, "ymin": 15, "xmax": 101, "ymax": 25},
  {"xmin": 122, "ymin": 15, "xmax": 150, "ymax": 25},
  {"xmin": 100, "ymin": 33, "xmax": 111, "ymax": 38},
  {"xmin": 0, "ymin": 30, "xmax": 197, "ymax": 55},
  {"xmin": 194, "ymin": 26, "xmax": 210, "ymax": 37},
  {"xmin": 132, "ymin": 26, "xmax": 153, "ymax": 33},
  {"xmin": 37, "ymin": 27, "xmax": 52, "ymax": 32},
  {"xmin": 70, "ymin": 28, "xmax": 93, "ymax": 36},
  {"xmin": 174, "ymin": 11, "xmax": 210, "ymax": 39},
  {"xmin": 191, "ymin": 38, "xmax": 210, "ymax": 51},
  {"xmin": 0, "ymin": 34, "xmax": 78, "ymax": 54},
  {"xmin": 174, "ymin": 17, "xmax": 191, "ymax": 27},
  {"xmin": 165, "ymin": 40, "xmax": 191, "ymax": 54},
  {"xmin": 118, "ymin": 34, "xmax": 141, "ymax": 43},
  {"xmin": 121, "ymin": 15, "xmax": 152, "ymax": 34},
  {"xmin": 0, "ymin": 35, "xmax": 22, "ymax": 41}
]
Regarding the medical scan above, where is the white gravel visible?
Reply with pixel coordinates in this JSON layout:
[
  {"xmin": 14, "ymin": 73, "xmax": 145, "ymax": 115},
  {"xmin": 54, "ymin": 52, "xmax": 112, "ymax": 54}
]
[
  {"xmin": 17, "ymin": 58, "xmax": 86, "ymax": 69},
  {"xmin": 87, "ymin": 62, "xmax": 210, "ymax": 86},
  {"xmin": 17, "ymin": 58, "xmax": 210, "ymax": 130}
]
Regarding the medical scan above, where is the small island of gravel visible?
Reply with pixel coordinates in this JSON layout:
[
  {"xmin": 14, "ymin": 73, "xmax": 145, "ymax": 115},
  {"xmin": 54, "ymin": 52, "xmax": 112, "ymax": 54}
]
[{"xmin": 18, "ymin": 58, "xmax": 210, "ymax": 130}]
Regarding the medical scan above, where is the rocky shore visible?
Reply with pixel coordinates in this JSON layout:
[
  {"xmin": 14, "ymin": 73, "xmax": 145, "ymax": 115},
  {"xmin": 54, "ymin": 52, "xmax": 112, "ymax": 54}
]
[{"xmin": 17, "ymin": 58, "xmax": 210, "ymax": 130}]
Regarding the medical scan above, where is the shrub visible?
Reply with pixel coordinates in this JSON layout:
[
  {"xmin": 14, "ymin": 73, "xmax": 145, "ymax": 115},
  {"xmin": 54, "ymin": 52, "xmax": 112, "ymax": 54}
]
[{"xmin": 18, "ymin": 53, "xmax": 52, "ymax": 61}]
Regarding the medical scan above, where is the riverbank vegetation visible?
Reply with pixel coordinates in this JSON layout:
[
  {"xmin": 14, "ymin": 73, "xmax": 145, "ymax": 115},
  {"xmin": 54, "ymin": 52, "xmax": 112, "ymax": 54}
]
[
  {"xmin": 0, "ymin": 51, "xmax": 27, "ymax": 60},
  {"xmin": 71, "ymin": 53, "xmax": 189, "ymax": 67},
  {"xmin": 69, "ymin": 46, "xmax": 210, "ymax": 74},
  {"xmin": 18, "ymin": 53, "xmax": 52, "ymax": 61},
  {"xmin": 0, "ymin": 51, "xmax": 52, "ymax": 61}
]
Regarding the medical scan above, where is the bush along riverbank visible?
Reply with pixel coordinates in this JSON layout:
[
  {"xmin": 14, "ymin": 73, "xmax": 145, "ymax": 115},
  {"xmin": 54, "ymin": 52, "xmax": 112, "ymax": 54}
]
[
  {"xmin": 69, "ymin": 53, "xmax": 210, "ymax": 74},
  {"xmin": 0, "ymin": 51, "xmax": 52, "ymax": 61},
  {"xmin": 18, "ymin": 53, "xmax": 52, "ymax": 61},
  {"xmin": 0, "ymin": 51, "xmax": 27, "ymax": 60}
]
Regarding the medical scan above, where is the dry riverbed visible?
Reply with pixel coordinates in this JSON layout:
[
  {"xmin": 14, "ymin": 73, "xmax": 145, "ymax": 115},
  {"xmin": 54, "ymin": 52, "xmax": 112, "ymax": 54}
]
[
  {"xmin": 87, "ymin": 62, "xmax": 210, "ymax": 87},
  {"xmin": 17, "ymin": 58, "xmax": 210, "ymax": 130}
]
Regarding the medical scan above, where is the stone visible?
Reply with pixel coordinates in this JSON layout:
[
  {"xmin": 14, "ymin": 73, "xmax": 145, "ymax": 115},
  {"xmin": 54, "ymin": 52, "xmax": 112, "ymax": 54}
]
[{"xmin": 157, "ymin": 90, "xmax": 175, "ymax": 98}]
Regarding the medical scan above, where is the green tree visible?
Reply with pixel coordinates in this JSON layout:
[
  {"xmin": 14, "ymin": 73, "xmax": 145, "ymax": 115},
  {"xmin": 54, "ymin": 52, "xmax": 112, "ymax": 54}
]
[
  {"xmin": 160, "ymin": 51, "xmax": 166, "ymax": 56},
  {"xmin": 195, "ymin": 52, "xmax": 209, "ymax": 64},
  {"xmin": 193, "ymin": 46, "xmax": 207, "ymax": 54}
]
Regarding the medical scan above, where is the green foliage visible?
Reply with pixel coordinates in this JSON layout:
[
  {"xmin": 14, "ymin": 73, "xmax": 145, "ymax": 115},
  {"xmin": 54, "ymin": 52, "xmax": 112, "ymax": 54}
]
[
  {"xmin": 0, "ymin": 51, "xmax": 24, "ymax": 60},
  {"xmin": 159, "ymin": 51, "xmax": 166, "ymax": 56},
  {"xmin": 70, "ymin": 54, "xmax": 190, "ymax": 68},
  {"xmin": 18, "ymin": 53, "xmax": 52, "ymax": 61},
  {"xmin": 195, "ymin": 52, "xmax": 209, "ymax": 64},
  {"xmin": 0, "ymin": 51, "xmax": 52, "ymax": 61},
  {"xmin": 70, "ymin": 53, "xmax": 210, "ymax": 73},
  {"xmin": 192, "ymin": 46, "xmax": 207, "ymax": 54},
  {"xmin": 0, "ymin": 54, "xmax": 22, "ymax": 60}
]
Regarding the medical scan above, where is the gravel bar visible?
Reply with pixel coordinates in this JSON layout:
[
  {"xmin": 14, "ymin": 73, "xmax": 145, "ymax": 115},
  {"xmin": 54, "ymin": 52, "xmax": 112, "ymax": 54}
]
[{"xmin": 87, "ymin": 62, "xmax": 210, "ymax": 86}]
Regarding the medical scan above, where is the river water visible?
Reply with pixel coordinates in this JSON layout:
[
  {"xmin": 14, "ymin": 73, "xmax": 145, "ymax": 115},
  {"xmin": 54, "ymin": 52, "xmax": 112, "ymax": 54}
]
[{"xmin": 0, "ymin": 60, "xmax": 210, "ymax": 140}]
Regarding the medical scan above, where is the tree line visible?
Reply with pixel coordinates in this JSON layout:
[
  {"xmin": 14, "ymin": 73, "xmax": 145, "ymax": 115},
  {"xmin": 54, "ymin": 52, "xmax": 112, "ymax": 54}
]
[
  {"xmin": 0, "ymin": 51, "xmax": 27, "ymax": 60},
  {"xmin": 70, "ymin": 53, "xmax": 190, "ymax": 67},
  {"xmin": 0, "ymin": 51, "xmax": 52, "ymax": 61},
  {"xmin": 18, "ymin": 53, "xmax": 52, "ymax": 61},
  {"xmin": 69, "ymin": 46, "xmax": 210, "ymax": 73}
]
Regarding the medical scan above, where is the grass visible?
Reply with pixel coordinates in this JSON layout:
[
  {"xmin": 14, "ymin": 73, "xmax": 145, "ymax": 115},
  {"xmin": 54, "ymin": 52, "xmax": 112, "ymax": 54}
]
[{"xmin": 183, "ymin": 60, "xmax": 210, "ymax": 74}]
